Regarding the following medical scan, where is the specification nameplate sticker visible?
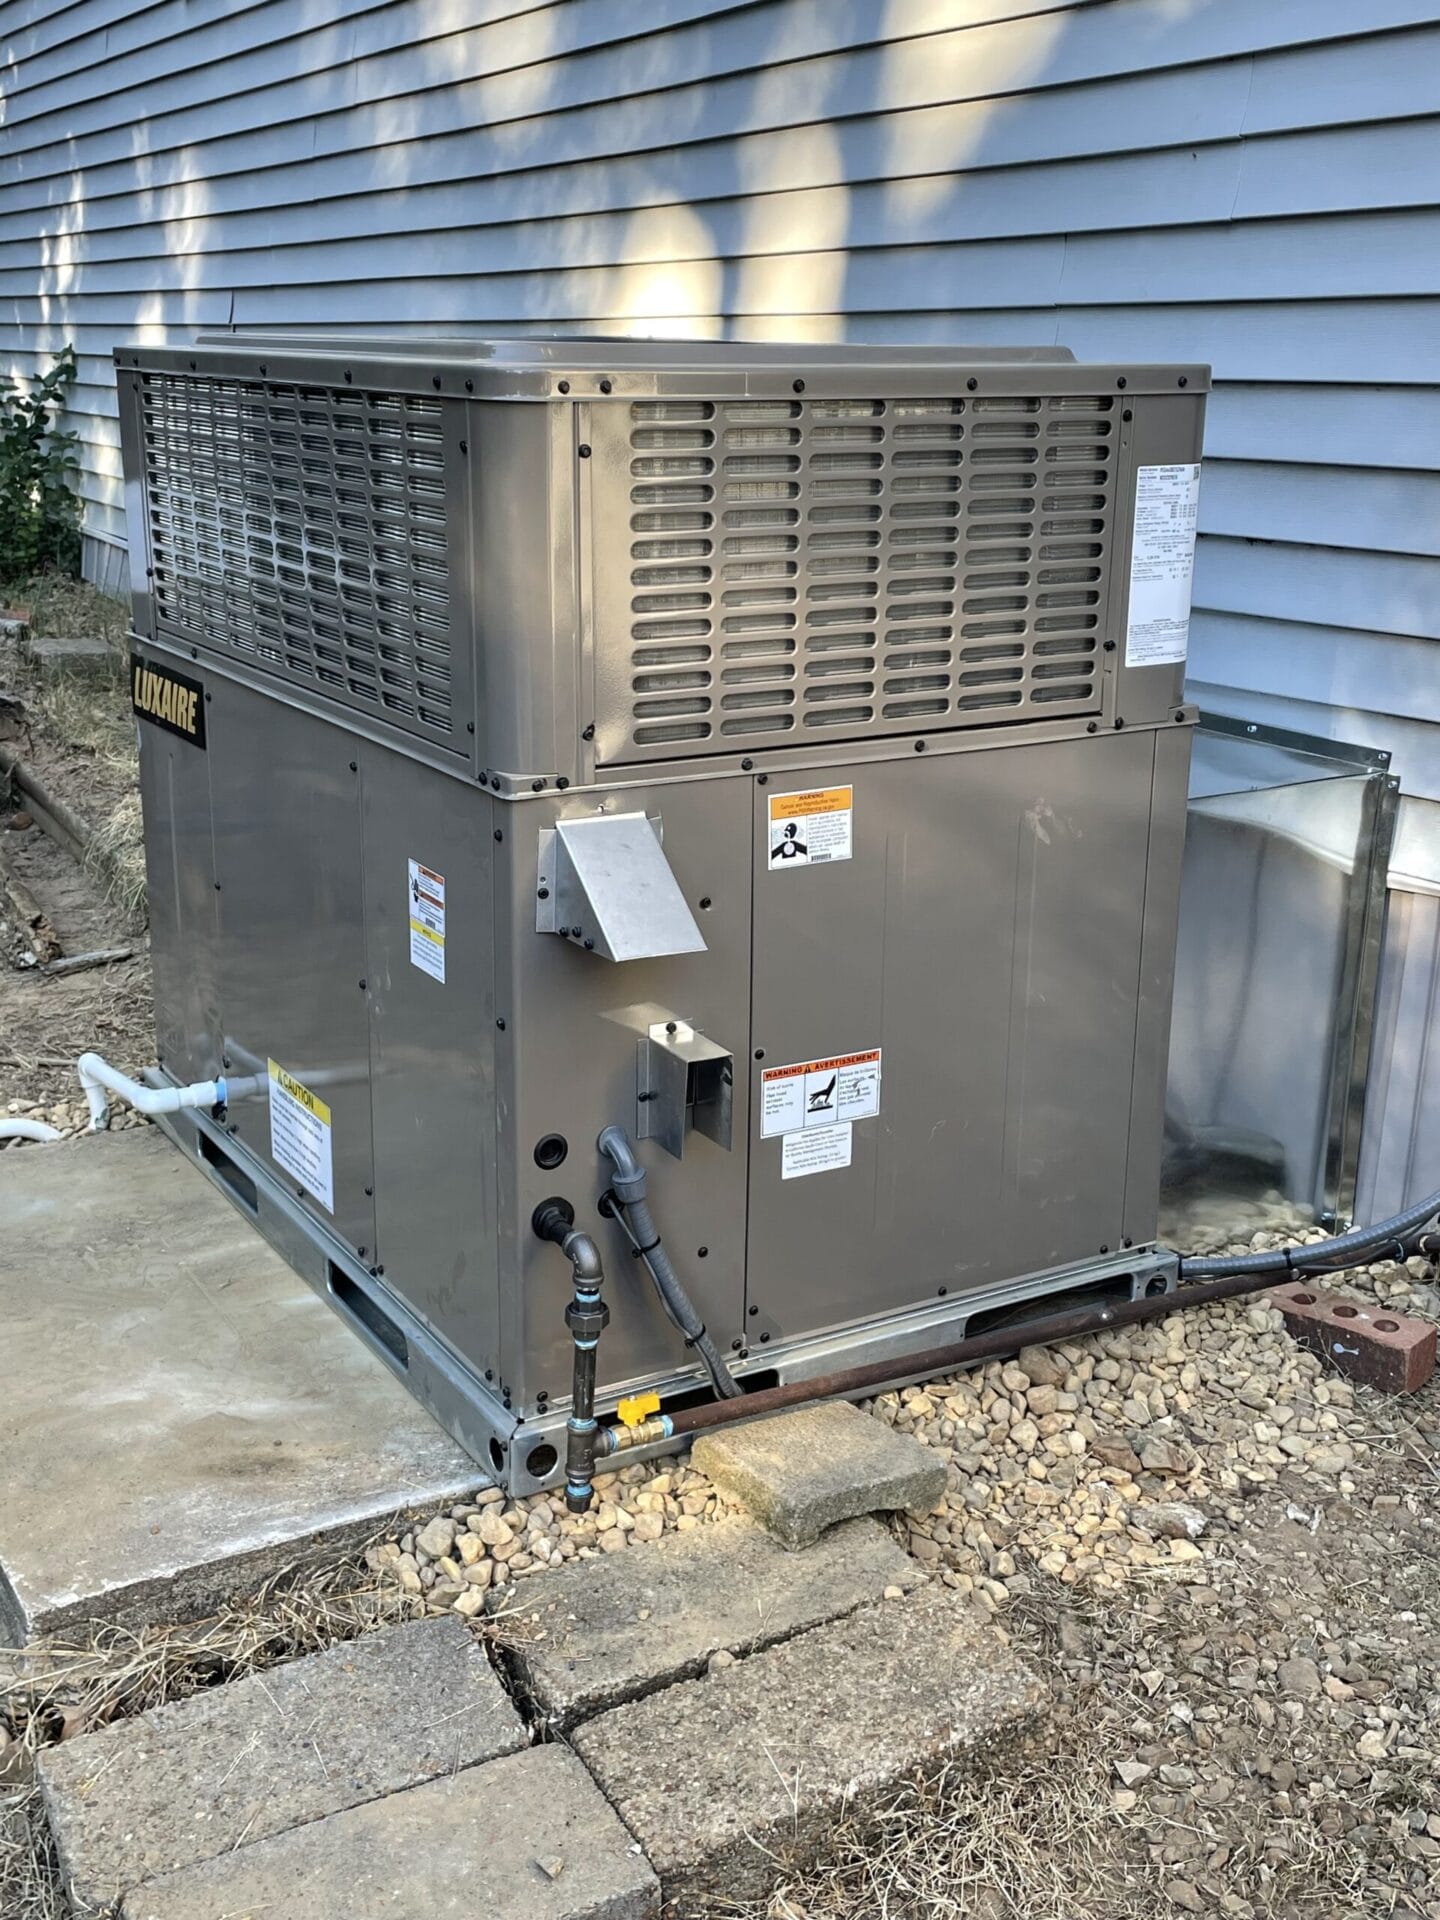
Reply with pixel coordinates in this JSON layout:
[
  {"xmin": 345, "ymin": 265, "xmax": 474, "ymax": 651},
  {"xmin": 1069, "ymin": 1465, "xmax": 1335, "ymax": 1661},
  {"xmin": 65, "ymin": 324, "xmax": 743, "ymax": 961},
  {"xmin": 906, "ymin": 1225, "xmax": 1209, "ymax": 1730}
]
[
  {"xmin": 782, "ymin": 1121, "xmax": 853, "ymax": 1180},
  {"xmin": 267, "ymin": 1058, "xmax": 334, "ymax": 1214},
  {"xmin": 1125, "ymin": 463, "xmax": 1201, "ymax": 668},
  {"xmin": 760, "ymin": 1048, "xmax": 881, "ymax": 1139},
  {"xmin": 768, "ymin": 786, "xmax": 853, "ymax": 870},
  {"xmin": 407, "ymin": 859, "xmax": 446, "ymax": 983}
]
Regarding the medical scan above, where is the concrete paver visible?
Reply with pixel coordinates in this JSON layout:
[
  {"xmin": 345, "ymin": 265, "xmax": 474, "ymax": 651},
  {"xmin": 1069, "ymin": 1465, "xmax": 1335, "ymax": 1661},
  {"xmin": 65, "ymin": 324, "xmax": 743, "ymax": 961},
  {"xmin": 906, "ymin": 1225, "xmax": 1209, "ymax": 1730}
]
[
  {"xmin": 0, "ymin": 1128, "xmax": 483, "ymax": 1641},
  {"xmin": 119, "ymin": 1746, "xmax": 659, "ymax": 1920},
  {"xmin": 39, "ymin": 1617, "xmax": 525, "ymax": 1912},
  {"xmin": 503, "ymin": 1515, "xmax": 920, "ymax": 1727},
  {"xmin": 691, "ymin": 1399, "xmax": 948, "ymax": 1547},
  {"xmin": 572, "ymin": 1584, "xmax": 1047, "ymax": 1910}
]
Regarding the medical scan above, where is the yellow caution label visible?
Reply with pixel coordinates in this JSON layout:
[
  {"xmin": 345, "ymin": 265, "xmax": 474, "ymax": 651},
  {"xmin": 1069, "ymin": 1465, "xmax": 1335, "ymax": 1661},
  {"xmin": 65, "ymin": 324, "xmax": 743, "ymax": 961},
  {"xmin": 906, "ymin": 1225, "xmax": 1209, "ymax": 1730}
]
[
  {"xmin": 617, "ymin": 1391, "xmax": 661, "ymax": 1429},
  {"xmin": 267, "ymin": 1059, "xmax": 331, "ymax": 1126}
]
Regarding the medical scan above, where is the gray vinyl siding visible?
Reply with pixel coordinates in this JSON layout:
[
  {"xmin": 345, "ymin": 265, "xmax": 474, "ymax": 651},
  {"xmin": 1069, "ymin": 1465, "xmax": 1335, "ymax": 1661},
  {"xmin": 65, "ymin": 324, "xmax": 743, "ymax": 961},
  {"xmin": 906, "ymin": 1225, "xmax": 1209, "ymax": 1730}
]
[{"xmin": 2, "ymin": 0, "xmax": 1437, "ymax": 804}]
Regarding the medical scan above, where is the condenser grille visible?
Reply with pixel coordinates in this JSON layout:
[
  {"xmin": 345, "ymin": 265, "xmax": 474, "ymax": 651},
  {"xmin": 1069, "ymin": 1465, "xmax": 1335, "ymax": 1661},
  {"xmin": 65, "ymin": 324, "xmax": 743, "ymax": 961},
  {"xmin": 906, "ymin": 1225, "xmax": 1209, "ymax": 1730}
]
[
  {"xmin": 607, "ymin": 394, "xmax": 1114, "ymax": 761},
  {"xmin": 139, "ymin": 374, "xmax": 456, "ymax": 744}
]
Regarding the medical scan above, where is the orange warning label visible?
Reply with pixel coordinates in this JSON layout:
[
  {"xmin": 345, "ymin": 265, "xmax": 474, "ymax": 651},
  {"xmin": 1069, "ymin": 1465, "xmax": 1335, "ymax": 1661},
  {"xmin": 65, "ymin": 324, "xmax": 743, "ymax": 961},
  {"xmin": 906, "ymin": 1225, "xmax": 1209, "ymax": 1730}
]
[{"xmin": 760, "ymin": 1047, "xmax": 881, "ymax": 1138}]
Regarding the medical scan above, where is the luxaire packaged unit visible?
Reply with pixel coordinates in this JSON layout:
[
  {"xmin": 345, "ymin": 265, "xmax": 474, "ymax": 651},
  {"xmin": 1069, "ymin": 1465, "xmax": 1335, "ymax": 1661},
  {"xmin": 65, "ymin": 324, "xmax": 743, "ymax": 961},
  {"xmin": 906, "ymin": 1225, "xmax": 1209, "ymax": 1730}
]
[{"xmin": 115, "ymin": 336, "xmax": 1206, "ymax": 1495}]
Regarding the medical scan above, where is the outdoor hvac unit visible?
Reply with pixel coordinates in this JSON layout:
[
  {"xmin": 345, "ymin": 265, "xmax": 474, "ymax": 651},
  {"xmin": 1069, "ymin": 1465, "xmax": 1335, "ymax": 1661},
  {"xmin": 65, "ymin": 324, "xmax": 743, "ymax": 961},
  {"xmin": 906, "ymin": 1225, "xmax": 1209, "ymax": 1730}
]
[{"xmin": 116, "ymin": 336, "xmax": 1207, "ymax": 1494}]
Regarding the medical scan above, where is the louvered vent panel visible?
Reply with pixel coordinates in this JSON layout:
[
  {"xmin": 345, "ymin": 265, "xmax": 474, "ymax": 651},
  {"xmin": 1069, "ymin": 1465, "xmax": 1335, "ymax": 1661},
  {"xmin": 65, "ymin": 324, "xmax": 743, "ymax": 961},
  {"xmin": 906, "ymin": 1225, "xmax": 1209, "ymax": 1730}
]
[
  {"xmin": 140, "ymin": 374, "xmax": 456, "ymax": 745},
  {"xmin": 615, "ymin": 394, "xmax": 1113, "ymax": 760}
]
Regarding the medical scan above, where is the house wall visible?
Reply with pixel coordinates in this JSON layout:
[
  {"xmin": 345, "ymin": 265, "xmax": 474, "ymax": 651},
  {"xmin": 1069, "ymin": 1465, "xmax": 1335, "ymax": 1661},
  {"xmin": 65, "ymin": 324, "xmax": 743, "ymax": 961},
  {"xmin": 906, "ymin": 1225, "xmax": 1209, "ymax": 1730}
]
[{"xmin": 4, "ymin": 0, "xmax": 1437, "ymax": 1197}]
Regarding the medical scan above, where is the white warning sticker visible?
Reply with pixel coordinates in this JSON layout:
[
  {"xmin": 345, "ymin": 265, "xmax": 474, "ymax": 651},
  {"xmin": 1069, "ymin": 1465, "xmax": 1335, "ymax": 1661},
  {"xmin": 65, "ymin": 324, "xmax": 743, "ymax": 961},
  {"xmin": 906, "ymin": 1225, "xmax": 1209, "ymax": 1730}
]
[
  {"xmin": 267, "ymin": 1058, "xmax": 334, "ymax": 1213},
  {"xmin": 760, "ymin": 1049, "xmax": 881, "ymax": 1139},
  {"xmin": 1125, "ymin": 463, "xmax": 1201, "ymax": 669},
  {"xmin": 782, "ymin": 1121, "xmax": 852, "ymax": 1180},
  {"xmin": 768, "ymin": 786, "xmax": 852, "ymax": 870},
  {"xmin": 408, "ymin": 859, "xmax": 446, "ymax": 983}
]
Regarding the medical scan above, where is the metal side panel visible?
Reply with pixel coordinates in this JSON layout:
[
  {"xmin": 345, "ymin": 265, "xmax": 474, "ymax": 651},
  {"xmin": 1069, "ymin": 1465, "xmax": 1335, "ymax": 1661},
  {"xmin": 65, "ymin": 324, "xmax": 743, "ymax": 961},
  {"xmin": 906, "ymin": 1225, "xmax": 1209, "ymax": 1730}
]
[
  {"xmin": 494, "ymin": 776, "xmax": 753, "ymax": 1411},
  {"xmin": 206, "ymin": 683, "xmax": 377, "ymax": 1260},
  {"xmin": 744, "ymin": 733, "xmax": 1161, "ymax": 1338},
  {"xmin": 135, "ymin": 693, "xmax": 221, "ymax": 1088},
  {"xmin": 358, "ymin": 745, "xmax": 501, "ymax": 1382}
]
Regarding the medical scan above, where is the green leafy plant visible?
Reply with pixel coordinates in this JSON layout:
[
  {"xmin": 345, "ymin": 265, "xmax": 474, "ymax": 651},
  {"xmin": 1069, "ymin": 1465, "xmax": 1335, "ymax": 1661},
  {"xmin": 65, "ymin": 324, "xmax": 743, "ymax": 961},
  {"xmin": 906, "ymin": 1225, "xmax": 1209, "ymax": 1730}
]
[{"xmin": 0, "ymin": 346, "xmax": 82, "ymax": 579}]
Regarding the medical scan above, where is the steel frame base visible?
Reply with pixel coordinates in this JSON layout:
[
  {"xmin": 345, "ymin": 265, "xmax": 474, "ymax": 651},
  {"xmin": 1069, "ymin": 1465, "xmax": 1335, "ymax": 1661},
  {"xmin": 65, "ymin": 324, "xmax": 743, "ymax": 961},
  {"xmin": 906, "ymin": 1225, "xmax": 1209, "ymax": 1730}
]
[{"xmin": 156, "ymin": 1098, "xmax": 1177, "ymax": 1499}]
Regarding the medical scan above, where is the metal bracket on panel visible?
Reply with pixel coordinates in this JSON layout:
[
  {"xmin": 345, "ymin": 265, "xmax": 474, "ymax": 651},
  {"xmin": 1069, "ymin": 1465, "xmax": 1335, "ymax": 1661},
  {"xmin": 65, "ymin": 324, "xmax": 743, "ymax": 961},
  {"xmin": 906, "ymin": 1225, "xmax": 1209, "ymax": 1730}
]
[
  {"xmin": 536, "ymin": 813, "xmax": 706, "ymax": 962},
  {"xmin": 637, "ymin": 1020, "xmax": 733, "ymax": 1159}
]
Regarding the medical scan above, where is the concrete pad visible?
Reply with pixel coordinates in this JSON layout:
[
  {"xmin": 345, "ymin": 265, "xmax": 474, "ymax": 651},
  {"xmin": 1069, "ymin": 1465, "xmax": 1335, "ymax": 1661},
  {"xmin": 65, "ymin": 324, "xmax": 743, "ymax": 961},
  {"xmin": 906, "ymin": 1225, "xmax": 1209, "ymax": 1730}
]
[
  {"xmin": 40, "ymin": 1617, "xmax": 525, "ymax": 1911},
  {"xmin": 0, "ymin": 1128, "xmax": 483, "ymax": 1641},
  {"xmin": 691, "ymin": 1400, "xmax": 948, "ymax": 1547},
  {"xmin": 503, "ymin": 1515, "xmax": 920, "ymax": 1729},
  {"xmin": 119, "ymin": 1745, "xmax": 659, "ymax": 1920},
  {"xmin": 572, "ymin": 1585, "xmax": 1046, "ymax": 1911}
]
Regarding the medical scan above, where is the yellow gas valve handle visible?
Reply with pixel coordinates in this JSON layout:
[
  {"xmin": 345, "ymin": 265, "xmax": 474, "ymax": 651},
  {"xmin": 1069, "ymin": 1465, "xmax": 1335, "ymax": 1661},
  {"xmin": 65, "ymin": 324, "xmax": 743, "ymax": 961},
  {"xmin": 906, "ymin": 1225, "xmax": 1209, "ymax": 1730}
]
[{"xmin": 617, "ymin": 1391, "xmax": 661, "ymax": 1429}]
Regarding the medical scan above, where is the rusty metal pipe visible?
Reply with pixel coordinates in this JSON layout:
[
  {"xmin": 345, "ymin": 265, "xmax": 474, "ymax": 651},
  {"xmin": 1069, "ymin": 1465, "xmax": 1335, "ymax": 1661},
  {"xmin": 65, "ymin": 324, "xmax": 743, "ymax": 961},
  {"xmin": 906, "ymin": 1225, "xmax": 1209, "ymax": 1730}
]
[{"xmin": 624, "ymin": 1262, "xmax": 1380, "ymax": 1444}]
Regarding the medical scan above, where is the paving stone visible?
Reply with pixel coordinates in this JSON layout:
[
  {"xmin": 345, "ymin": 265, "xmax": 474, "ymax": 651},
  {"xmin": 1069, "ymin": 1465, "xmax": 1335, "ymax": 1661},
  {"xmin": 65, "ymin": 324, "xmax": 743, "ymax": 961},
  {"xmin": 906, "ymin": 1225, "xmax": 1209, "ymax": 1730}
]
[
  {"xmin": 572, "ymin": 1583, "xmax": 1046, "ymax": 1910},
  {"xmin": 503, "ymin": 1515, "xmax": 920, "ymax": 1728},
  {"xmin": 23, "ymin": 632, "xmax": 116, "ymax": 683},
  {"xmin": 691, "ymin": 1400, "xmax": 947, "ymax": 1547},
  {"xmin": 40, "ymin": 1618, "xmax": 525, "ymax": 1912},
  {"xmin": 120, "ymin": 1745, "xmax": 658, "ymax": 1920}
]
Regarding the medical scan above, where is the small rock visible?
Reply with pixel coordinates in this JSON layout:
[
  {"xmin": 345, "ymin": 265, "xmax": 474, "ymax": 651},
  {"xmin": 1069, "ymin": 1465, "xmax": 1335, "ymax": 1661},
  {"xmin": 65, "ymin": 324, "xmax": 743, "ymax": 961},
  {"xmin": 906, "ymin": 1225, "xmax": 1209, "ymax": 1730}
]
[
  {"xmin": 1277, "ymin": 1656, "xmax": 1322, "ymax": 1698},
  {"xmin": 1115, "ymin": 1761, "xmax": 1152, "ymax": 1787},
  {"xmin": 1133, "ymin": 1501, "xmax": 1207, "ymax": 1541},
  {"xmin": 415, "ymin": 1516, "xmax": 456, "ymax": 1559},
  {"xmin": 1139, "ymin": 1436, "xmax": 1190, "ymax": 1476},
  {"xmin": 708, "ymin": 1649, "xmax": 737, "ymax": 1674},
  {"xmin": 474, "ymin": 1507, "xmax": 510, "ymax": 1548},
  {"xmin": 1017, "ymin": 1345, "xmax": 1066, "ymax": 1388}
]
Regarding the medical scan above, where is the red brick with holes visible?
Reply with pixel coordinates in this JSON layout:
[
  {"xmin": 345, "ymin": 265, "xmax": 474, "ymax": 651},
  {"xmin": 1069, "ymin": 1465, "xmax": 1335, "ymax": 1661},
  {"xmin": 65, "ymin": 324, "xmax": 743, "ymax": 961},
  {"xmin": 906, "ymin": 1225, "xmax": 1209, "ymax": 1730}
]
[{"xmin": 1269, "ymin": 1282, "xmax": 1436, "ymax": 1394}]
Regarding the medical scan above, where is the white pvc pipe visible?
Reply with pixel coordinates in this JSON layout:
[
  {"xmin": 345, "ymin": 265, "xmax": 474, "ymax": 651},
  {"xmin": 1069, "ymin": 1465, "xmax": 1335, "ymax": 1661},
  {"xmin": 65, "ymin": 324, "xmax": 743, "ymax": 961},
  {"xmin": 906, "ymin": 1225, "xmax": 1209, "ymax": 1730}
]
[
  {"xmin": 77, "ymin": 1053, "xmax": 265, "ymax": 1131},
  {"xmin": 0, "ymin": 1118, "xmax": 63, "ymax": 1143}
]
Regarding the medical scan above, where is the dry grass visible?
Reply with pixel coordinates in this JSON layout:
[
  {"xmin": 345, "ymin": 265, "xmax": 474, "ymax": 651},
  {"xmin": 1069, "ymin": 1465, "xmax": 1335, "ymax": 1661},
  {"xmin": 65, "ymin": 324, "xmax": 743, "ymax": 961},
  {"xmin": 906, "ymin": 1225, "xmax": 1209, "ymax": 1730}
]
[{"xmin": 0, "ymin": 572, "xmax": 144, "ymax": 921}]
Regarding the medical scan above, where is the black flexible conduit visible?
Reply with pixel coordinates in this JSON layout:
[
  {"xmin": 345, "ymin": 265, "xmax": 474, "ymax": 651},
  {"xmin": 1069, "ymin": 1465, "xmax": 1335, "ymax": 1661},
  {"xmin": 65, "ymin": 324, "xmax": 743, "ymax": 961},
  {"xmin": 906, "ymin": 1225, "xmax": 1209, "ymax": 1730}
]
[
  {"xmin": 1179, "ymin": 1185, "xmax": 1440, "ymax": 1281},
  {"xmin": 597, "ymin": 1124, "xmax": 743, "ymax": 1400}
]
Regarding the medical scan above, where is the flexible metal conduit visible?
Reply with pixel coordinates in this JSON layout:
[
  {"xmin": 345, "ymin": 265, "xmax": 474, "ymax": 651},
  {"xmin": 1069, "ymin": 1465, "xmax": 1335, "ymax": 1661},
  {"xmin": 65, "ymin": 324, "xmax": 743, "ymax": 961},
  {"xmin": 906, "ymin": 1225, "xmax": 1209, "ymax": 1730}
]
[
  {"xmin": 597, "ymin": 1125, "xmax": 742, "ymax": 1400},
  {"xmin": 600, "ymin": 1203, "xmax": 1440, "ymax": 1455}
]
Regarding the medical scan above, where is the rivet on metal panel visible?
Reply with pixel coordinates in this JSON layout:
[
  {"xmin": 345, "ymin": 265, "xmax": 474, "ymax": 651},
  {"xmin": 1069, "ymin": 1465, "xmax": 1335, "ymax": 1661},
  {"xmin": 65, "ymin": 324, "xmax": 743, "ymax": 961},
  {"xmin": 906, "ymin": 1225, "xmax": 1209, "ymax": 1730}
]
[
  {"xmin": 532, "ymin": 779, "xmax": 544, "ymax": 791},
  {"xmin": 599, "ymin": 379, "xmax": 613, "ymax": 394},
  {"xmin": 344, "ymin": 371, "xmax": 353, "ymax": 384},
  {"xmin": 741, "ymin": 758, "xmax": 754, "ymax": 771},
  {"xmin": 465, "ymin": 378, "xmax": 474, "ymax": 392},
  {"xmin": 364, "ymin": 1185, "xmax": 373, "ymax": 1197},
  {"xmin": 698, "ymin": 1247, "xmax": 709, "ymax": 1258},
  {"xmin": 1103, "ymin": 640, "xmax": 1116, "ymax": 653},
  {"xmin": 558, "ymin": 380, "xmax": 570, "ymax": 394},
  {"xmin": 582, "ymin": 724, "xmax": 595, "ymax": 741},
  {"xmin": 1178, "ymin": 376, "xmax": 1189, "ymax": 388},
  {"xmin": 358, "ymin": 979, "xmax": 367, "ymax": 990},
  {"xmin": 537, "ymin": 887, "xmax": 550, "ymax": 900},
  {"xmin": 1087, "ymin": 722, "xmax": 1098, "ymax": 734},
  {"xmin": 1122, "ymin": 408, "xmax": 1133, "ymax": 422},
  {"xmin": 1117, "ymin": 376, "xmax": 1127, "ymax": 389},
  {"xmin": 699, "ymin": 896, "xmax": 712, "ymax": 910},
  {"xmin": 494, "ymin": 829, "xmax": 504, "ymax": 843},
  {"xmin": 459, "ymin": 440, "xmax": 468, "ymax": 455},
  {"xmin": 496, "ymin": 1018, "xmax": 506, "ymax": 1031},
  {"xmin": 914, "ymin": 740, "xmax": 926, "ymax": 753},
  {"xmin": 432, "ymin": 375, "xmax": 442, "ymax": 390},
  {"xmin": 1115, "ymin": 718, "xmax": 1125, "ymax": 730},
  {"xmin": 467, "ymin": 722, "xmax": 475, "ymax": 734},
  {"xmin": 966, "ymin": 377, "xmax": 978, "ymax": 391},
  {"xmin": 757, "ymin": 773, "xmax": 768, "ymax": 786},
  {"xmin": 556, "ymin": 777, "xmax": 570, "ymax": 790},
  {"xmin": 754, "ymin": 1049, "xmax": 765, "ymax": 1061},
  {"xmin": 938, "ymin": 1286, "xmax": 948, "ymax": 1297},
  {"xmin": 793, "ymin": 379, "xmax": 805, "ymax": 393},
  {"xmin": 578, "ymin": 444, "xmax": 592, "ymax": 459},
  {"xmin": 348, "ymin": 759, "xmax": 357, "ymax": 771}
]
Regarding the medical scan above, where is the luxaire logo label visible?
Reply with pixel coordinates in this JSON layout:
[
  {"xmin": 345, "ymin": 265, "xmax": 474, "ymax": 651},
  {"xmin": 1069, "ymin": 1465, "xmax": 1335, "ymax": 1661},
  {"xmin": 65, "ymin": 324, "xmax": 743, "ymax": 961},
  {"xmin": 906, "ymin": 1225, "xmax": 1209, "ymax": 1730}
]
[{"xmin": 131, "ymin": 654, "xmax": 206, "ymax": 748}]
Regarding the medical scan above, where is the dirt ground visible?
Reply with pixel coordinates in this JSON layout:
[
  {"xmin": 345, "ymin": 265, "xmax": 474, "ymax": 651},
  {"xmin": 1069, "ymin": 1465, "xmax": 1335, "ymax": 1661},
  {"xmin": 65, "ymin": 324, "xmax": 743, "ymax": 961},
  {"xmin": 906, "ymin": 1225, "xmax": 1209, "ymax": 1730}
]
[{"xmin": 0, "ymin": 575, "xmax": 154, "ymax": 1119}]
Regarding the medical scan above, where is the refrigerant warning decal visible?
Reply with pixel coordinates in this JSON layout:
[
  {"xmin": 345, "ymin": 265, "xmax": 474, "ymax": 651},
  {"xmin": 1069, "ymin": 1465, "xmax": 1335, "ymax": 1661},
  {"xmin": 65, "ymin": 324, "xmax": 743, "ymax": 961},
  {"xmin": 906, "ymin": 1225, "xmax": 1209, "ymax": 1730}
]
[
  {"xmin": 760, "ymin": 1048, "xmax": 881, "ymax": 1139},
  {"xmin": 267, "ymin": 1059, "xmax": 334, "ymax": 1214},
  {"xmin": 408, "ymin": 859, "xmax": 446, "ymax": 983},
  {"xmin": 768, "ymin": 786, "xmax": 852, "ymax": 869}
]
